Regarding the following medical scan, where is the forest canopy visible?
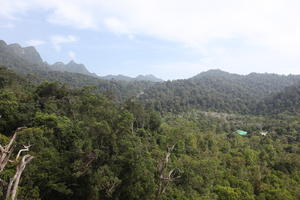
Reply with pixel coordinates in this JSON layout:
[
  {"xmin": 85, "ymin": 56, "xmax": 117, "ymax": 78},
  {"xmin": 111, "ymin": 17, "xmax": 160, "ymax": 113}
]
[{"xmin": 0, "ymin": 66, "xmax": 299, "ymax": 200}]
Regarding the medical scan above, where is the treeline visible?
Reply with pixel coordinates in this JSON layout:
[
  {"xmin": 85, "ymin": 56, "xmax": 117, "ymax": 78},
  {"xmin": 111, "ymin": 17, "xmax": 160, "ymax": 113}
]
[
  {"xmin": 2, "ymin": 38, "xmax": 300, "ymax": 116},
  {"xmin": 0, "ymin": 67, "xmax": 299, "ymax": 200},
  {"xmin": 257, "ymin": 84, "xmax": 300, "ymax": 115},
  {"xmin": 25, "ymin": 70, "xmax": 154, "ymax": 102},
  {"xmin": 139, "ymin": 70, "xmax": 300, "ymax": 115}
]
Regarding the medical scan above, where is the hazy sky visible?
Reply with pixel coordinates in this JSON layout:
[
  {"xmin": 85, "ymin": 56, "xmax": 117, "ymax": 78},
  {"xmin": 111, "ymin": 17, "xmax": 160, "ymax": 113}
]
[{"xmin": 1, "ymin": 0, "xmax": 300, "ymax": 80}]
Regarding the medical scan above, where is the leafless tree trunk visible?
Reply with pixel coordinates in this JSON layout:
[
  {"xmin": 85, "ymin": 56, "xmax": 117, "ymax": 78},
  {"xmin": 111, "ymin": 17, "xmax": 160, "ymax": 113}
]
[
  {"xmin": 6, "ymin": 154, "xmax": 34, "ymax": 200},
  {"xmin": 0, "ymin": 127, "xmax": 27, "ymax": 173},
  {"xmin": 75, "ymin": 151, "xmax": 97, "ymax": 176},
  {"xmin": 155, "ymin": 144, "xmax": 180, "ymax": 200},
  {"xmin": 0, "ymin": 127, "xmax": 34, "ymax": 200}
]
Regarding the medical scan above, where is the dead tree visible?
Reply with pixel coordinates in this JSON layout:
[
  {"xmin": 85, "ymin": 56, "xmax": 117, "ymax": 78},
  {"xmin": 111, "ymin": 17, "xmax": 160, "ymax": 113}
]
[
  {"xmin": 0, "ymin": 127, "xmax": 27, "ymax": 173},
  {"xmin": 6, "ymin": 154, "xmax": 34, "ymax": 200},
  {"xmin": 75, "ymin": 151, "xmax": 97, "ymax": 176},
  {"xmin": 0, "ymin": 127, "xmax": 34, "ymax": 200},
  {"xmin": 155, "ymin": 144, "xmax": 180, "ymax": 200}
]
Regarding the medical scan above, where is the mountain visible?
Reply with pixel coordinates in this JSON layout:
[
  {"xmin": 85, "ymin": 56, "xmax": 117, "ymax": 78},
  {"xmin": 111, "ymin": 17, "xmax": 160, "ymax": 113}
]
[
  {"xmin": 257, "ymin": 83, "xmax": 300, "ymax": 114},
  {"xmin": 2, "ymin": 39, "xmax": 300, "ymax": 115},
  {"xmin": 0, "ymin": 40, "xmax": 163, "ymax": 83},
  {"xmin": 191, "ymin": 69, "xmax": 234, "ymax": 79},
  {"xmin": 0, "ymin": 40, "xmax": 48, "ymax": 74},
  {"xmin": 6, "ymin": 43, "xmax": 43, "ymax": 64},
  {"xmin": 0, "ymin": 40, "xmax": 158, "ymax": 101},
  {"xmin": 0, "ymin": 40, "xmax": 98, "ymax": 77},
  {"xmin": 49, "ymin": 60, "xmax": 97, "ymax": 77},
  {"xmin": 102, "ymin": 74, "xmax": 163, "ymax": 82},
  {"xmin": 102, "ymin": 74, "xmax": 134, "ymax": 81},
  {"xmin": 2, "ymin": 64, "xmax": 299, "ymax": 200},
  {"xmin": 134, "ymin": 74, "xmax": 164, "ymax": 82},
  {"xmin": 138, "ymin": 69, "xmax": 300, "ymax": 114}
]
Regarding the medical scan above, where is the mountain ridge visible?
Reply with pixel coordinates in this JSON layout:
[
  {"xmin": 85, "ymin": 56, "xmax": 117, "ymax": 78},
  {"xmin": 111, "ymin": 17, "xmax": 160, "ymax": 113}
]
[
  {"xmin": 0, "ymin": 40, "xmax": 163, "ymax": 82},
  {"xmin": 2, "ymin": 39, "xmax": 300, "ymax": 115},
  {"xmin": 102, "ymin": 74, "xmax": 163, "ymax": 82}
]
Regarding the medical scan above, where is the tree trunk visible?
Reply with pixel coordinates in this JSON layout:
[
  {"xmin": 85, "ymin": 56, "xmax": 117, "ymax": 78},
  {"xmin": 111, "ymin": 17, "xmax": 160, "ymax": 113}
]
[
  {"xmin": 0, "ymin": 127, "xmax": 27, "ymax": 173},
  {"xmin": 6, "ymin": 155, "xmax": 34, "ymax": 200}
]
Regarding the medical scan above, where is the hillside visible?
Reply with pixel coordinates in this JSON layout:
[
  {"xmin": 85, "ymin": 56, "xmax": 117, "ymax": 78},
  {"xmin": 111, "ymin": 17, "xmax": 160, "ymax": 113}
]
[
  {"xmin": 0, "ymin": 40, "xmax": 94, "ymax": 76},
  {"xmin": 0, "ymin": 40, "xmax": 161, "ymax": 100},
  {"xmin": 49, "ymin": 60, "xmax": 97, "ymax": 77},
  {"xmin": 0, "ymin": 67, "xmax": 299, "ymax": 200},
  {"xmin": 139, "ymin": 70, "xmax": 300, "ymax": 114},
  {"xmin": 2, "ymin": 39, "xmax": 300, "ymax": 115},
  {"xmin": 2, "ymin": 2, "xmax": 300, "ymax": 199},
  {"xmin": 257, "ymin": 83, "xmax": 300, "ymax": 114},
  {"xmin": 0, "ymin": 40, "xmax": 163, "ymax": 83}
]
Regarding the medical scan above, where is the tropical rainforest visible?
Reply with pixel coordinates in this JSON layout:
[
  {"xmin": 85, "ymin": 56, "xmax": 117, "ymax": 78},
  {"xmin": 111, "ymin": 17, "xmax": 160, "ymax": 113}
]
[{"xmin": 0, "ymin": 41, "xmax": 300, "ymax": 200}]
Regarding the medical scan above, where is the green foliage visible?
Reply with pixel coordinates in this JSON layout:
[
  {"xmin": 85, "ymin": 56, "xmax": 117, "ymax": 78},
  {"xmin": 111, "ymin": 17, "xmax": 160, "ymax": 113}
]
[{"xmin": 0, "ymin": 67, "xmax": 299, "ymax": 200}]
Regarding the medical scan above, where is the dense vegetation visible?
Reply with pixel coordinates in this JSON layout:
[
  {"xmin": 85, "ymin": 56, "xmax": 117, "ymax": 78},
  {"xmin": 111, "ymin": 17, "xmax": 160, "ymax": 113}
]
[
  {"xmin": 0, "ymin": 40, "xmax": 157, "ymax": 102},
  {"xmin": 257, "ymin": 84, "xmax": 300, "ymax": 115},
  {"xmin": 0, "ymin": 39, "xmax": 300, "ymax": 200},
  {"xmin": 0, "ymin": 66, "xmax": 300, "ymax": 200},
  {"xmin": 2, "ymin": 40, "xmax": 300, "ymax": 115},
  {"xmin": 25, "ymin": 70, "xmax": 154, "ymax": 102},
  {"xmin": 139, "ymin": 70, "xmax": 300, "ymax": 114}
]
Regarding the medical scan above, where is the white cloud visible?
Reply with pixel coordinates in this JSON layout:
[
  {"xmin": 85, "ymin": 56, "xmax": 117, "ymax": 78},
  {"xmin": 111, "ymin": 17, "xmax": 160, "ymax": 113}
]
[
  {"xmin": 104, "ymin": 17, "xmax": 136, "ymax": 40},
  {"xmin": 0, "ymin": 0, "xmax": 31, "ymax": 19},
  {"xmin": 50, "ymin": 35, "xmax": 79, "ymax": 51},
  {"xmin": 104, "ymin": 18, "xmax": 130, "ymax": 34},
  {"xmin": 2, "ymin": 0, "xmax": 300, "ymax": 53},
  {"xmin": 25, "ymin": 39, "xmax": 45, "ymax": 46},
  {"xmin": 46, "ymin": 1, "xmax": 98, "ymax": 29},
  {"xmin": 2, "ymin": 0, "xmax": 300, "ymax": 75},
  {"xmin": 68, "ymin": 51, "xmax": 76, "ymax": 60}
]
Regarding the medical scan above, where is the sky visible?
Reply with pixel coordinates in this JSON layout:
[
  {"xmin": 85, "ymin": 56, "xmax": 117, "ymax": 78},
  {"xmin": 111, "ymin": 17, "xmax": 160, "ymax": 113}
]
[{"xmin": 1, "ymin": 0, "xmax": 300, "ymax": 80}]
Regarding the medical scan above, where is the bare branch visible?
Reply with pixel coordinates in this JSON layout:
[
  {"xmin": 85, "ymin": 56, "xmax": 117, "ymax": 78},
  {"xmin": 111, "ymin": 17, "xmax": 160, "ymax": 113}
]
[
  {"xmin": 15, "ymin": 144, "xmax": 31, "ymax": 161},
  {"xmin": 0, "ymin": 127, "xmax": 34, "ymax": 200},
  {"xmin": 6, "ymin": 127, "xmax": 27, "ymax": 151},
  {"xmin": 6, "ymin": 155, "xmax": 34, "ymax": 200},
  {"xmin": 75, "ymin": 152, "xmax": 97, "ymax": 176},
  {"xmin": 155, "ymin": 144, "xmax": 180, "ymax": 200},
  {"xmin": 0, "ymin": 127, "xmax": 27, "ymax": 173}
]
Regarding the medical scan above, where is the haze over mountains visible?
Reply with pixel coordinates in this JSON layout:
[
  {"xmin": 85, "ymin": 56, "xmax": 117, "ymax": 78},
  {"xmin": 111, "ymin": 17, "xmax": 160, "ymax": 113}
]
[
  {"xmin": 102, "ymin": 74, "xmax": 164, "ymax": 82},
  {"xmin": 0, "ymin": 40, "xmax": 163, "ymax": 82},
  {"xmin": 1, "ymin": 39, "xmax": 300, "ymax": 115},
  {"xmin": 139, "ymin": 69, "xmax": 300, "ymax": 114}
]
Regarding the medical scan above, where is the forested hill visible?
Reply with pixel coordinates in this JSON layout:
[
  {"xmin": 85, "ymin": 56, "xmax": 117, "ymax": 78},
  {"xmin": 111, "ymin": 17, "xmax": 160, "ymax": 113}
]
[
  {"xmin": 138, "ymin": 69, "xmax": 300, "ymax": 114},
  {"xmin": 257, "ymin": 83, "xmax": 300, "ymax": 115},
  {"xmin": 0, "ymin": 40, "xmax": 300, "ymax": 200},
  {"xmin": 1, "ymin": 66, "xmax": 300, "ymax": 200},
  {"xmin": 2, "ymin": 39, "xmax": 300, "ymax": 115},
  {"xmin": 0, "ymin": 40, "xmax": 160, "ymax": 100}
]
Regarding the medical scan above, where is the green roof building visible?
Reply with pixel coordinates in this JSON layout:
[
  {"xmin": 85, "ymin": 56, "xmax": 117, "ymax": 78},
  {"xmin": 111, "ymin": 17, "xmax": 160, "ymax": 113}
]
[{"xmin": 234, "ymin": 130, "xmax": 248, "ymax": 135}]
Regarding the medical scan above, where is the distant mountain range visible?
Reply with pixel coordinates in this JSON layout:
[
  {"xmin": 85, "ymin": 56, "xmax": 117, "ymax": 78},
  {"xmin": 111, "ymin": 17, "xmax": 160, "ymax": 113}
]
[
  {"xmin": 50, "ymin": 60, "xmax": 98, "ymax": 77},
  {"xmin": 1, "ymin": 39, "xmax": 300, "ymax": 115},
  {"xmin": 0, "ymin": 40, "xmax": 163, "ymax": 82},
  {"xmin": 138, "ymin": 69, "xmax": 300, "ymax": 114},
  {"xmin": 102, "ymin": 74, "xmax": 163, "ymax": 82}
]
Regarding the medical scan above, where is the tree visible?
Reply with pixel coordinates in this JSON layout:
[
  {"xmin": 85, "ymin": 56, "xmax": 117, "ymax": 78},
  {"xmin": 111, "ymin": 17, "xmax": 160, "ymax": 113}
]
[
  {"xmin": 0, "ymin": 127, "xmax": 34, "ymax": 200},
  {"xmin": 156, "ymin": 144, "xmax": 180, "ymax": 200}
]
